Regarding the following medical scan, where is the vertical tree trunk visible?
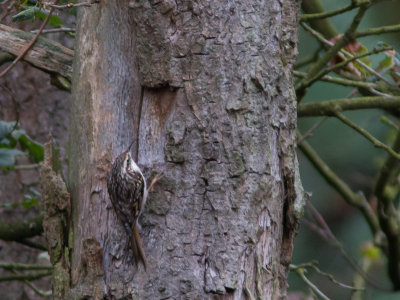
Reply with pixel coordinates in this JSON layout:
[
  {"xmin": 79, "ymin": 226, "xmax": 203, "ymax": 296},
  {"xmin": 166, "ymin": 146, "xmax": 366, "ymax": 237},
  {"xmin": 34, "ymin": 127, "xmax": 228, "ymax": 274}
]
[{"xmin": 66, "ymin": 1, "xmax": 304, "ymax": 299}]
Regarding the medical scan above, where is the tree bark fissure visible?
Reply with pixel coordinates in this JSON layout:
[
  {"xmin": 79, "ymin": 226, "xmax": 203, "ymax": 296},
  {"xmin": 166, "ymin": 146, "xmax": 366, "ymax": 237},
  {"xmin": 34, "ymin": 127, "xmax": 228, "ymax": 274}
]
[{"xmin": 67, "ymin": 1, "xmax": 303, "ymax": 299}]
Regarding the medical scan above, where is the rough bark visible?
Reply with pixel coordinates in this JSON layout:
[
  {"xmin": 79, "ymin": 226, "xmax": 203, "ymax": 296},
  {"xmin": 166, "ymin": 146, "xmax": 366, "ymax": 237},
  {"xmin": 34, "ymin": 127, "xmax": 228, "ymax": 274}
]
[
  {"xmin": 66, "ymin": 1, "xmax": 304, "ymax": 299},
  {"xmin": 40, "ymin": 139, "xmax": 71, "ymax": 299}
]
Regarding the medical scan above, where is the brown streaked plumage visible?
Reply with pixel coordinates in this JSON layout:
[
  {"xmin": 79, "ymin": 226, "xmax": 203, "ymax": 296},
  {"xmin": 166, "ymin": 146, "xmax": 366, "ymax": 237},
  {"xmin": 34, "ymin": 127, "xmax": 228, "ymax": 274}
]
[{"xmin": 107, "ymin": 147, "xmax": 148, "ymax": 269}]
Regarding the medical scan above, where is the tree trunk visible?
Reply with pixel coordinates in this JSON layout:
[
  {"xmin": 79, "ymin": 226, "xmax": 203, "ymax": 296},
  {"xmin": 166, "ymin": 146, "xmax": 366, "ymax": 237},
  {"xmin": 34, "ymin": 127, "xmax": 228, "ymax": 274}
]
[{"xmin": 65, "ymin": 1, "xmax": 304, "ymax": 299}]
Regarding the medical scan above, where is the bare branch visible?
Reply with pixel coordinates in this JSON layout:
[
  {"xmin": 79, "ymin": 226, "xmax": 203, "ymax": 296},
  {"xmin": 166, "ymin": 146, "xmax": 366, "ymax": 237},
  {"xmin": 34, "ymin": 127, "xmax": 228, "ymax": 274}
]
[
  {"xmin": 301, "ymin": 3, "xmax": 355, "ymax": 21},
  {"xmin": 297, "ymin": 4, "xmax": 370, "ymax": 100},
  {"xmin": 0, "ymin": 271, "xmax": 51, "ymax": 282},
  {"xmin": 291, "ymin": 262, "xmax": 362, "ymax": 291},
  {"xmin": 23, "ymin": 279, "xmax": 52, "ymax": 298},
  {"xmin": 0, "ymin": 0, "xmax": 59, "ymax": 78},
  {"xmin": 15, "ymin": 239, "xmax": 47, "ymax": 251},
  {"xmin": 293, "ymin": 267, "xmax": 330, "ymax": 300},
  {"xmin": 304, "ymin": 202, "xmax": 390, "ymax": 291},
  {"xmin": 294, "ymin": 70, "xmax": 378, "ymax": 89},
  {"xmin": 0, "ymin": 262, "xmax": 52, "ymax": 271},
  {"xmin": 297, "ymin": 132, "xmax": 380, "ymax": 237},
  {"xmin": 0, "ymin": 215, "xmax": 43, "ymax": 242},
  {"xmin": 356, "ymin": 24, "xmax": 400, "ymax": 38},
  {"xmin": 298, "ymin": 96, "xmax": 400, "ymax": 117},
  {"xmin": 334, "ymin": 112, "xmax": 400, "ymax": 160}
]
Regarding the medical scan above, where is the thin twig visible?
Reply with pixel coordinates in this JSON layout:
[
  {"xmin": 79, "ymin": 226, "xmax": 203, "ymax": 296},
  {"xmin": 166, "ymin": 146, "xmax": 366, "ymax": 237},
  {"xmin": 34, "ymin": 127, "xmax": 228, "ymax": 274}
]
[
  {"xmin": 373, "ymin": 131, "xmax": 400, "ymax": 289},
  {"xmin": 305, "ymin": 201, "xmax": 390, "ymax": 291},
  {"xmin": 0, "ymin": 0, "xmax": 59, "ymax": 78},
  {"xmin": 41, "ymin": 0, "xmax": 97, "ymax": 9},
  {"xmin": 295, "ymin": 45, "xmax": 323, "ymax": 69},
  {"xmin": 304, "ymin": 45, "xmax": 392, "ymax": 89},
  {"xmin": 297, "ymin": 117, "xmax": 328, "ymax": 144},
  {"xmin": 297, "ymin": 4, "xmax": 370, "ymax": 100},
  {"xmin": 298, "ymin": 22, "xmax": 395, "ymax": 92},
  {"xmin": 290, "ymin": 262, "xmax": 362, "ymax": 291},
  {"xmin": 294, "ymin": 267, "xmax": 330, "ymax": 300},
  {"xmin": 23, "ymin": 279, "xmax": 52, "ymax": 298},
  {"xmin": 0, "ymin": 0, "xmax": 16, "ymax": 23},
  {"xmin": 297, "ymin": 131, "xmax": 380, "ymax": 237},
  {"xmin": 381, "ymin": 116, "xmax": 400, "ymax": 131},
  {"xmin": 31, "ymin": 27, "xmax": 75, "ymax": 34},
  {"xmin": 334, "ymin": 112, "xmax": 400, "ymax": 160},
  {"xmin": 294, "ymin": 70, "xmax": 378, "ymax": 89}
]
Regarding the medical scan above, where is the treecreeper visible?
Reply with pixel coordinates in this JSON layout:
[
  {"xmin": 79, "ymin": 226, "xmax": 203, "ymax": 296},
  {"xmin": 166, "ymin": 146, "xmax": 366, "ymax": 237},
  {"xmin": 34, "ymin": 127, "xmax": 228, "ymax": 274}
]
[{"xmin": 107, "ymin": 142, "xmax": 162, "ymax": 269}]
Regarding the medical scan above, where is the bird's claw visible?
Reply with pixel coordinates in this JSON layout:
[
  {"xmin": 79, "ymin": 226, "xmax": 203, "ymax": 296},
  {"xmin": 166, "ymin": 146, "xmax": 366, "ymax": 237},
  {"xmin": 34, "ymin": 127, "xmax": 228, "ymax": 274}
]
[{"xmin": 147, "ymin": 172, "xmax": 164, "ymax": 193}]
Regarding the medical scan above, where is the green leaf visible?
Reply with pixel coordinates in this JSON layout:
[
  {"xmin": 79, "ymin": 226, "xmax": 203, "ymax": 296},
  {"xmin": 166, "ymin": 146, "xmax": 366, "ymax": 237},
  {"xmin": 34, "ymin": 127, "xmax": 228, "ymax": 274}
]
[
  {"xmin": 0, "ymin": 148, "xmax": 25, "ymax": 167},
  {"xmin": 9, "ymin": 128, "xmax": 26, "ymax": 141},
  {"xmin": 35, "ymin": 10, "xmax": 63, "ymax": 28},
  {"xmin": 19, "ymin": 134, "xmax": 44, "ymax": 162},
  {"xmin": 0, "ymin": 121, "xmax": 16, "ymax": 140},
  {"xmin": 22, "ymin": 195, "xmax": 39, "ymax": 209},
  {"xmin": 12, "ymin": 7, "xmax": 38, "ymax": 22}
]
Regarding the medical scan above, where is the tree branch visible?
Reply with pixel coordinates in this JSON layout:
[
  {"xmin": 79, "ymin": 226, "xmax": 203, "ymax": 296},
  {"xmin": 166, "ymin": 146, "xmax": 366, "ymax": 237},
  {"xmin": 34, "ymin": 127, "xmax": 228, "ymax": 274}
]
[
  {"xmin": 0, "ymin": 215, "xmax": 43, "ymax": 241},
  {"xmin": 356, "ymin": 24, "xmax": 400, "ymax": 38},
  {"xmin": 297, "ymin": 132, "xmax": 380, "ymax": 237},
  {"xmin": 0, "ymin": 24, "xmax": 73, "ymax": 80},
  {"xmin": 294, "ymin": 70, "xmax": 378, "ymax": 89},
  {"xmin": 0, "ymin": 262, "xmax": 52, "ymax": 271},
  {"xmin": 301, "ymin": 0, "xmax": 338, "ymax": 39},
  {"xmin": 373, "ymin": 132, "xmax": 400, "ymax": 290},
  {"xmin": 15, "ymin": 238, "xmax": 47, "ymax": 251},
  {"xmin": 0, "ymin": 271, "xmax": 51, "ymax": 282},
  {"xmin": 298, "ymin": 96, "xmax": 400, "ymax": 117},
  {"xmin": 334, "ymin": 112, "xmax": 400, "ymax": 160},
  {"xmin": 0, "ymin": 1, "xmax": 59, "ymax": 78},
  {"xmin": 301, "ymin": 3, "xmax": 355, "ymax": 21},
  {"xmin": 297, "ymin": 4, "xmax": 370, "ymax": 100},
  {"xmin": 302, "ymin": 45, "xmax": 392, "ymax": 89}
]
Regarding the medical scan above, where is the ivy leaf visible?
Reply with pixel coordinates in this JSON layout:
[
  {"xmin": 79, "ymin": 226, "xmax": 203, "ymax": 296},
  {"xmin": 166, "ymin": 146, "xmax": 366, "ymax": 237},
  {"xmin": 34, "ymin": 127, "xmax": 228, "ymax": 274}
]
[
  {"xmin": 35, "ymin": 9, "xmax": 63, "ymax": 28},
  {"xmin": 22, "ymin": 194, "xmax": 39, "ymax": 209},
  {"xmin": 12, "ymin": 7, "xmax": 38, "ymax": 22},
  {"xmin": 19, "ymin": 134, "xmax": 44, "ymax": 163},
  {"xmin": 0, "ymin": 121, "xmax": 14, "ymax": 140},
  {"xmin": 0, "ymin": 148, "xmax": 25, "ymax": 167}
]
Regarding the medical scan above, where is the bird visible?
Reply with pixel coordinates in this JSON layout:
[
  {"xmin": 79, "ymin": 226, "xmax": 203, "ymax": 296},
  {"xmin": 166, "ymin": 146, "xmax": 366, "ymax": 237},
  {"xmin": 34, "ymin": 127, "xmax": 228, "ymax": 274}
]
[{"xmin": 107, "ymin": 142, "xmax": 149, "ymax": 269}]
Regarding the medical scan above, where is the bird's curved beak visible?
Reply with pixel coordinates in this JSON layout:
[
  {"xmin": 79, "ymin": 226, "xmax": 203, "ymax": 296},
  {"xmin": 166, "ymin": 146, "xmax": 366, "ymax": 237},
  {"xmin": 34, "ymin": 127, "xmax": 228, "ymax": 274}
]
[{"xmin": 127, "ymin": 141, "xmax": 135, "ymax": 152}]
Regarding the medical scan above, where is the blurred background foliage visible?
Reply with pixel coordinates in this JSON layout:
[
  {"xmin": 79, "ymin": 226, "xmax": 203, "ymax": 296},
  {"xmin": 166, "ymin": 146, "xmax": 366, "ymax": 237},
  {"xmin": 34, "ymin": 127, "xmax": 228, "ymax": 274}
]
[{"xmin": 290, "ymin": 0, "xmax": 400, "ymax": 299}]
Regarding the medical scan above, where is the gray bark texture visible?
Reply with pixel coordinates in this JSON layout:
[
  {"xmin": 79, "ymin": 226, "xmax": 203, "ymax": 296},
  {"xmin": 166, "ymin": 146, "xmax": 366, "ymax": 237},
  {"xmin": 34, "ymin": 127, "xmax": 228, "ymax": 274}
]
[{"xmin": 65, "ymin": 0, "xmax": 304, "ymax": 299}]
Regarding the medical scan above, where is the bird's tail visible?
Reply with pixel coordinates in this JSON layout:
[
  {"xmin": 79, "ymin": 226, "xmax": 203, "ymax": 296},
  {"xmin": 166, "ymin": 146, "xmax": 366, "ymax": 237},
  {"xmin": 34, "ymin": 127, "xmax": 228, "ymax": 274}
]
[{"xmin": 131, "ymin": 223, "xmax": 147, "ymax": 270}]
